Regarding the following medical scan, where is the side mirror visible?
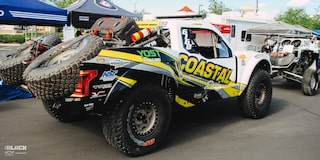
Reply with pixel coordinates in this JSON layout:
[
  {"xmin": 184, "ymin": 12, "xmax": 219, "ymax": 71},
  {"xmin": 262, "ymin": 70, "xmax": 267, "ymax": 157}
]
[{"xmin": 217, "ymin": 36, "xmax": 222, "ymax": 43}]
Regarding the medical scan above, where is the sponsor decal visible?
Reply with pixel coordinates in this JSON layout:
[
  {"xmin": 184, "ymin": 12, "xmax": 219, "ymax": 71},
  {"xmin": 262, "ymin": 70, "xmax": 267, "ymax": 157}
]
[
  {"xmin": 110, "ymin": 59, "xmax": 130, "ymax": 69},
  {"xmin": 95, "ymin": 0, "xmax": 117, "ymax": 10},
  {"xmin": 84, "ymin": 103, "xmax": 94, "ymax": 111},
  {"xmin": 180, "ymin": 53, "xmax": 232, "ymax": 84},
  {"xmin": 137, "ymin": 49, "xmax": 161, "ymax": 58},
  {"xmin": 137, "ymin": 49, "xmax": 162, "ymax": 62},
  {"xmin": 99, "ymin": 70, "xmax": 118, "ymax": 82},
  {"xmin": 92, "ymin": 83, "xmax": 112, "ymax": 89},
  {"xmin": 0, "ymin": 10, "xmax": 4, "ymax": 16},
  {"xmin": 79, "ymin": 16, "xmax": 89, "ymax": 21},
  {"xmin": 4, "ymin": 145, "xmax": 27, "ymax": 157},
  {"xmin": 65, "ymin": 98, "xmax": 81, "ymax": 102},
  {"xmin": 90, "ymin": 91, "xmax": 107, "ymax": 99},
  {"xmin": 143, "ymin": 138, "xmax": 156, "ymax": 147},
  {"xmin": 143, "ymin": 58, "xmax": 161, "ymax": 62},
  {"xmin": 239, "ymin": 55, "xmax": 246, "ymax": 65}
]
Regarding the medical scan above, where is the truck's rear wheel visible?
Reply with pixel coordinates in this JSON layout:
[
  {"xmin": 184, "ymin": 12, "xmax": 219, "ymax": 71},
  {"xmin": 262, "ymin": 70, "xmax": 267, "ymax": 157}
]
[
  {"xmin": 239, "ymin": 70, "xmax": 272, "ymax": 119},
  {"xmin": 42, "ymin": 100, "xmax": 88, "ymax": 123},
  {"xmin": 102, "ymin": 84, "xmax": 171, "ymax": 157},
  {"xmin": 302, "ymin": 69, "xmax": 319, "ymax": 96}
]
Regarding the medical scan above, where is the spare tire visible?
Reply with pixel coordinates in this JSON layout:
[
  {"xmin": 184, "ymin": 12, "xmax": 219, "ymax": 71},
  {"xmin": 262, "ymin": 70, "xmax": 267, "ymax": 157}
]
[
  {"xmin": 24, "ymin": 35, "xmax": 104, "ymax": 100},
  {"xmin": 0, "ymin": 34, "xmax": 61, "ymax": 85},
  {"xmin": 39, "ymin": 34, "xmax": 62, "ymax": 48},
  {"xmin": 0, "ymin": 45, "xmax": 34, "ymax": 85}
]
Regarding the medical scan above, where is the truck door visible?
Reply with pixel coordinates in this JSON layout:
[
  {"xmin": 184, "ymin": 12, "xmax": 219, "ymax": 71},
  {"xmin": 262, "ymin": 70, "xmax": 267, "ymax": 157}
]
[{"xmin": 179, "ymin": 28, "xmax": 240, "ymax": 98}]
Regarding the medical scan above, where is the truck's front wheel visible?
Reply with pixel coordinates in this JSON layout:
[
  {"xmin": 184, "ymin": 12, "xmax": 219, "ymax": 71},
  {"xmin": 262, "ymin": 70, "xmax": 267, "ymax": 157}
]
[
  {"xmin": 102, "ymin": 84, "xmax": 171, "ymax": 157},
  {"xmin": 302, "ymin": 68, "xmax": 319, "ymax": 96},
  {"xmin": 239, "ymin": 70, "xmax": 272, "ymax": 119}
]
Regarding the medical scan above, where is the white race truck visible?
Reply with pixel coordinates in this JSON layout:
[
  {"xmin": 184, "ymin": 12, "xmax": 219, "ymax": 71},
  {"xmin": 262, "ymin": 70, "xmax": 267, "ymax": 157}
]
[{"xmin": 24, "ymin": 18, "xmax": 273, "ymax": 156}]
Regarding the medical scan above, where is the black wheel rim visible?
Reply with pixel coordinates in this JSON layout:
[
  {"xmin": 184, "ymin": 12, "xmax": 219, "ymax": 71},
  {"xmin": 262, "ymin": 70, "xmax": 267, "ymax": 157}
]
[
  {"xmin": 47, "ymin": 37, "xmax": 90, "ymax": 66},
  {"xmin": 310, "ymin": 73, "xmax": 318, "ymax": 90},
  {"xmin": 255, "ymin": 83, "xmax": 267, "ymax": 107},
  {"xmin": 128, "ymin": 101, "xmax": 159, "ymax": 136}
]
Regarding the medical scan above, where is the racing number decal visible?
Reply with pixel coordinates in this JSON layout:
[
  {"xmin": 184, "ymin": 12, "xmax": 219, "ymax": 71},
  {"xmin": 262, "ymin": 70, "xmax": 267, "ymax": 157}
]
[
  {"xmin": 180, "ymin": 53, "xmax": 232, "ymax": 84},
  {"xmin": 182, "ymin": 29, "xmax": 193, "ymax": 51}
]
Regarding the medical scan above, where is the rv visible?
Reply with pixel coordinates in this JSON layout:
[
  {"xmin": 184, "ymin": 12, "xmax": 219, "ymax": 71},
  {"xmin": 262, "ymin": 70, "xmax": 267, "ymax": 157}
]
[{"xmin": 205, "ymin": 12, "xmax": 274, "ymax": 51}]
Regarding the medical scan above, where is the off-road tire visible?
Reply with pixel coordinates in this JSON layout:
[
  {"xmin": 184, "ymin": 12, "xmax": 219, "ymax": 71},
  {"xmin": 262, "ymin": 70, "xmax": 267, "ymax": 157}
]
[
  {"xmin": 42, "ymin": 99, "xmax": 87, "ymax": 123},
  {"xmin": 302, "ymin": 69, "xmax": 319, "ymax": 96},
  {"xmin": 39, "ymin": 34, "xmax": 62, "ymax": 48},
  {"xmin": 0, "ymin": 34, "xmax": 61, "ymax": 85},
  {"xmin": 102, "ymin": 84, "xmax": 171, "ymax": 157},
  {"xmin": 0, "ymin": 45, "xmax": 33, "ymax": 85},
  {"xmin": 24, "ymin": 35, "xmax": 104, "ymax": 100},
  {"xmin": 238, "ymin": 69, "xmax": 272, "ymax": 119}
]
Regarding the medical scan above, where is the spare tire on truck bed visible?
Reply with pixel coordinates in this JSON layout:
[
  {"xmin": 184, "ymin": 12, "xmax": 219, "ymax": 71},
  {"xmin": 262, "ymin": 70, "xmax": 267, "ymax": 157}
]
[
  {"xmin": 0, "ymin": 34, "xmax": 61, "ymax": 85},
  {"xmin": 24, "ymin": 35, "xmax": 104, "ymax": 100}
]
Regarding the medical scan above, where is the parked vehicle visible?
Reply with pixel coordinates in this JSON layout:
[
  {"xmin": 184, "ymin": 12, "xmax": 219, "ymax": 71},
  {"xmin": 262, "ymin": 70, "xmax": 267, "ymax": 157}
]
[
  {"xmin": 246, "ymin": 21, "xmax": 320, "ymax": 96},
  {"xmin": 268, "ymin": 37, "xmax": 318, "ymax": 95},
  {"xmin": 24, "ymin": 18, "xmax": 272, "ymax": 156}
]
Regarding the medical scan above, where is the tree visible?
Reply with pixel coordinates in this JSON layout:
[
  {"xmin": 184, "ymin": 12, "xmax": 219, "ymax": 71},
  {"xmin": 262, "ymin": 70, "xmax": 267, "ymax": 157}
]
[
  {"xmin": 41, "ymin": 0, "xmax": 77, "ymax": 8},
  {"xmin": 134, "ymin": 9, "xmax": 150, "ymax": 16},
  {"xmin": 310, "ymin": 7, "xmax": 320, "ymax": 30},
  {"xmin": 275, "ymin": 8, "xmax": 320, "ymax": 30},
  {"xmin": 208, "ymin": 0, "xmax": 231, "ymax": 15},
  {"xmin": 311, "ymin": 14, "xmax": 320, "ymax": 29},
  {"xmin": 276, "ymin": 8, "xmax": 309, "ymax": 27}
]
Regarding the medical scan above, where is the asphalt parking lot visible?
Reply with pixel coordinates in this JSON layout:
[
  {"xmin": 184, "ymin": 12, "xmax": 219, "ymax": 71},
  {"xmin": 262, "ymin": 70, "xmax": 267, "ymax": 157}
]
[
  {"xmin": 0, "ymin": 44, "xmax": 19, "ymax": 59},
  {"xmin": 0, "ymin": 78, "xmax": 320, "ymax": 160}
]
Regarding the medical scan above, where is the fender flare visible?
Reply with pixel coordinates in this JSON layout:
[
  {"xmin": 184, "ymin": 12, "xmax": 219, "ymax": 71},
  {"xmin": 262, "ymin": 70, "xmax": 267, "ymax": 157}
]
[
  {"xmin": 240, "ymin": 58, "xmax": 271, "ymax": 86},
  {"xmin": 102, "ymin": 68, "xmax": 178, "ymax": 108}
]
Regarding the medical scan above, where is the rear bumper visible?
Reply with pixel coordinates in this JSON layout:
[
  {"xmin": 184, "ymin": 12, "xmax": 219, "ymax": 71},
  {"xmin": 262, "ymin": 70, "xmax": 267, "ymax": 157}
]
[{"xmin": 63, "ymin": 96, "xmax": 104, "ymax": 113}]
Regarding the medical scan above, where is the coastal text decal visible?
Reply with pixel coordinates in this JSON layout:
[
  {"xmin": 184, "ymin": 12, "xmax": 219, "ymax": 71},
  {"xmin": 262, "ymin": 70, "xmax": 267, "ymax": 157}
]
[{"xmin": 180, "ymin": 53, "xmax": 232, "ymax": 84}]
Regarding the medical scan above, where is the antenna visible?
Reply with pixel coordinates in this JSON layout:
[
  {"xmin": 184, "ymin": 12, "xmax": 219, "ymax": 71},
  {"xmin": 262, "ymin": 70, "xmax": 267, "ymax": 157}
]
[{"xmin": 256, "ymin": 0, "xmax": 259, "ymax": 13}]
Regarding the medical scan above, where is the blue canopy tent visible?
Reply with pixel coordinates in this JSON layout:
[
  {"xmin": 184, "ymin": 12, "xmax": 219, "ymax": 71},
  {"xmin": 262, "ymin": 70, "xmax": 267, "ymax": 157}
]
[
  {"xmin": 313, "ymin": 30, "xmax": 320, "ymax": 36},
  {"xmin": 0, "ymin": 0, "xmax": 67, "ymax": 26},
  {"xmin": 0, "ymin": 80, "xmax": 33, "ymax": 102}
]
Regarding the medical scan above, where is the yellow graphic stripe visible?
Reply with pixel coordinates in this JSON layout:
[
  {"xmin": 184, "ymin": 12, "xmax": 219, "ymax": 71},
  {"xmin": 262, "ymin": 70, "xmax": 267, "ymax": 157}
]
[
  {"xmin": 175, "ymin": 95, "xmax": 195, "ymax": 108},
  {"xmin": 99, "ymin": 50, "xmax": 144, "ymax": 62},
  {"xmin": 182, "ymin": 73, "xmax": 246, "ymax": 97},
  {"xmin": 99, "ymin": 50, "xmax": 193, "ymax": 87},
  {"xmin": 222, "ymin": 87, "xmax": 241, "ymax": 97},
  {"xmin": 116, "ymin": 76, "xmax": 137, "ymax": 86}
]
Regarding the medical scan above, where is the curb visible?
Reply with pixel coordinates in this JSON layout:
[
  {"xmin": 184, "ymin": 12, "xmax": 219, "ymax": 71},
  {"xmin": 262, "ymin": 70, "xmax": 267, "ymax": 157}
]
[{"xmin": 0, "ymin": 43, "xmax": 20, "ymax": 46}]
